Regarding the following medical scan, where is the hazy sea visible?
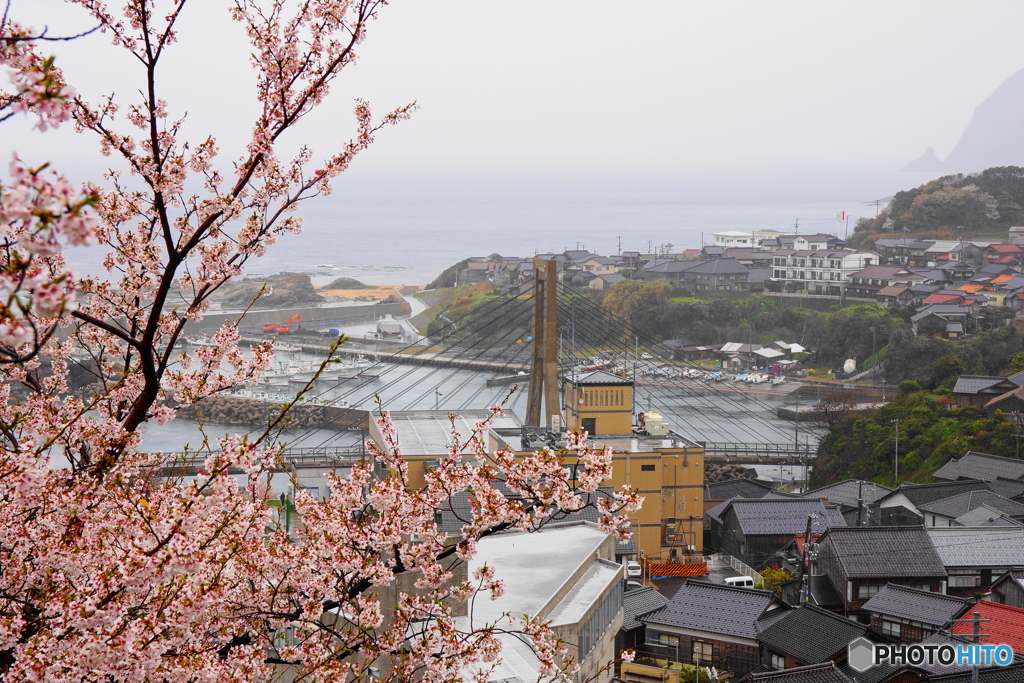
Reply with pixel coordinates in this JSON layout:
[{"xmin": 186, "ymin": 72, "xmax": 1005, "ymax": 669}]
[{"xmin": 64, "ymin": 195, "xmax": 875, "ymax": 286}]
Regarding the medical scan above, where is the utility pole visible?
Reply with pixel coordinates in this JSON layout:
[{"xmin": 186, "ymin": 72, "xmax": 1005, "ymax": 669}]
[
  {"xmin": 800, "ymin": 513, "xmax": 817, "ymax": 604},
  {"xmin": 893, "ymin": 418, "xmax": 900, "ymax": 484},
  {"xmin": 949, "ymin": 612, "xmax": 989, "ymax": 683}
]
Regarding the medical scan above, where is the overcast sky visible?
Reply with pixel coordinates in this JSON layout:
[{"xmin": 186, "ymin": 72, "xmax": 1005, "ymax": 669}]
[{"xmin": 8, "ymin": 1, "xmax": 1024, "ymax": 201}]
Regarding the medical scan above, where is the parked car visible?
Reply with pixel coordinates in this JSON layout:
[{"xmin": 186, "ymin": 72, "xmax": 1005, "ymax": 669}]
[{"xmin": 625, "ymin": 561, "xmax": 642, "ymax": 579}]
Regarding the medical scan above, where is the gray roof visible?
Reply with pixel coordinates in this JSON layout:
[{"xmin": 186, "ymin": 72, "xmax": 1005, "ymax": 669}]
[
  {"xmin": 950, "ymin": 376, "xmax": 1011, "ymax": 396},
  {"xmin": 749, "ymin": 662, "xmax": 853, "ymax": 683},
  {"xmin": 926, "ymin": 527, "xmax": 1024, "ymax": 567},
  {"xmin": 933, "ymin": 450, "xmax": 1024, "ymax": 482},
  {"xmin": 861, "ymin": 584, "xmax": 969, "ymax": 626},
  {"xmin": 705, "ymin": 477, "xmax": 774, "ymax": 501},
  {"xmin": 724, "ymin": 498, "xmax": 846, "ymax": 536},
  {"xmin": 685, "ymin": 257, "xmax": 750, "ymax": 275},
  {"xmin": 567, "ymin": 369, "xmax": 634, "ymax": 386},
  {"xmin": 641, "ymin": 579, "xmax": 783, "ymax": 639},
  {"xmin": 806, "ymin": 479, "xmax": 893, "ymax": 508},
  {"xmin": 756, "ymin": 605, "xmax": 867, "ymax": 663},
  {"xmin": 887, "ymin": 479, "xmax": 992, "ymax": 507},
  {"xmin": 955, "ymin": 505, "xmax": 1024, "ymax": 527},
  {"xmin": 987, "ymin": 477, "xmax": 1024, "ymax": 500},
  {"xmin": 918, "ymin": 490, "xmax": 1024, "ymax": 519},
  {"xmin": 821, "ymin": 526, "xmax": 947, "ymax": 578},
  {"xmin": 622, "ymin": 585, "xmax": 669, "ymax": 631}
]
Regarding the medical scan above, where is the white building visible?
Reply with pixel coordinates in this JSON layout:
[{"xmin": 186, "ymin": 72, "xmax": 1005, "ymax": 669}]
[
  {"xmin": 458, "ymin": 522, "xmax": 625, "ymax": 683},
  {"xmin": 769, "ymin": 249, "xmax": 880, "ymax": 296}
]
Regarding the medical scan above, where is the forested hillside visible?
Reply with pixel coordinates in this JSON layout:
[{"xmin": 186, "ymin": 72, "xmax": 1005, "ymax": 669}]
[{"xmin": 849, "ymin": 166, "xmax": 1024, "ymax": 247}]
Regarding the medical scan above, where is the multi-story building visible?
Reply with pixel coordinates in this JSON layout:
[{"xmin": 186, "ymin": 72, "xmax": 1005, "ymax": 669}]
[{"xmin": 768, "ymin": 249, "xmax": 880, "ymax": 296}]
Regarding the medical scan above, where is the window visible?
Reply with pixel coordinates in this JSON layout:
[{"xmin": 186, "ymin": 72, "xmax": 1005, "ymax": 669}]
[
  {"xmin": 641, "ymin": 464, "xmax": 655, "ymax": 472},
  {"xmin": 880, "ymin": 620, "xmax": 902, "ymax": 637},
  {"xmin": 770, "ymin": 653, "xmax": 785, "ymax": 670},
  {"xmin": 948, "ymin": 569, "xmax": 980, "ymax": 588},
  {"xmin": 693, "ymin": 641, "xmax": 713, "ymax": 664},
  {"xmin": 858, "ymin": 584, "xmax": 883, "ymax": 600}
]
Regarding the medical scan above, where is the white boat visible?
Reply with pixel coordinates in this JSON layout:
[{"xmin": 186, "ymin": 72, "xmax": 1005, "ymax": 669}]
[
  {"xmin": 376, "ymin": 314, "xmax": 403, "ymax": 337},
  {"xmin": 184, "ymin": 335, "xmax": 218, "ymax": 348},
  {"xmin": 274, "ymin": 342, "xmax": 302, "ymax": 353}
]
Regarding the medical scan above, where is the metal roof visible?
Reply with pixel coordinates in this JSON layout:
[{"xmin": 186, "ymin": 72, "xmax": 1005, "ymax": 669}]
[
  {"xmin": 724, "ymin": 498, "xmax": 846, "ymax": 536},
  {"xmin": 567, "ymin": 369, "xmax": 634, "ymax": 386},
  {"xmin": 861, "ymin": 584, "xmax": 969, "ymax": 626},
  {"xmin": 933, "ymin": 451, "xmax": 1024, "ymax": 482},
  {"xmin": 749, "ymin": 662, "xmax": 853, "ymax": 683}
]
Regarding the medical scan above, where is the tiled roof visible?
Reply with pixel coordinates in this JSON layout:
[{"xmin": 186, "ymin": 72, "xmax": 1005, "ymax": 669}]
[
  {"xmin": 987, "ymin": 477, "xmax": 1024, "ymax": 500},
  {"xmin": 926, "ymin": 527, "xmax": 1024, "ymax": 567},
  {"xmin": 756, "ymin": 605, "xmax": 867, "ymax": 663},
  {"xmin": 933, "ymin": 451, "xmax": 1024, "ymax": 482},
  {"xmin": 955, "ymin": 505, "xmax": 1024, "ymax": 527},
  {"xmin": 705, "ymin": 477, "xmax": 774, "ymax": 501},
  {"xmin": 806, "ymin": 479, "xmax": 892, "ymax": 507},
  {"xmin": 861, "ymin": 584, "xmax": 969, "ymax": 626},
  {"xmin": 919, "ymin": 490, "xmax": 1024, "ymax": 518},
  {"xmin": 821, "ymin": 526, "xmax": 947, "ymax": 578},
  {"xmin": 641, "ymin": 579, "xmax": 782, "ymax": 639},
  {"xmin": 951, "ymin": 600, "xmax": 1024, "ymax": 651},
  {"xmin": 888, "ymin": 480, "xmax": 992, "ymax": 507},
  {"xmin": 749, "ymin": 662, "xmax": 852, "ymax": 683},
  {"xmin": 621, "ymin": 585, "xmax": 669, "ymax": 631},
  {"xmin": 725, "ymin": 498, "xmax": 846, "ymax": 536},
  {"xmin": 685, "ymin": 257, "xmax": 750, "ymax": 275}
]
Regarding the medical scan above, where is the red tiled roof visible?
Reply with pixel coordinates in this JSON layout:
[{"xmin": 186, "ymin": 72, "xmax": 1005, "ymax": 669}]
[
  {"xmin": 647, "ymin": 562, "xmax": 709, "ymax": 577},
  {"xmin": 924, "ymin": 293, "xmax": 962, "ymax": 305},
  {"xmin": 951, "ymin": 601, "xmax": 1024, "ymax": 652}
]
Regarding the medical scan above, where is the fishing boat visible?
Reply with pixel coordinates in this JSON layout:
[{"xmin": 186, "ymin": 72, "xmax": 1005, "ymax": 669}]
[{"xmin": 184, "ymin": 335, "xmax": 218, "ymax": 348}]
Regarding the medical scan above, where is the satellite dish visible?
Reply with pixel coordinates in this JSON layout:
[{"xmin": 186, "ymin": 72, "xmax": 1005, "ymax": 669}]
[{"xmin": 843, "ymin": 358, "xmax": 856, "ymax": 374}]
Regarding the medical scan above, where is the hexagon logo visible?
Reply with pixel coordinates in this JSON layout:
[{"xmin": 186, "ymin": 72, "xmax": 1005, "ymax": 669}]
[{"xmin": 847, "ymin": 636, "xmax": 875, "ymax": 673}]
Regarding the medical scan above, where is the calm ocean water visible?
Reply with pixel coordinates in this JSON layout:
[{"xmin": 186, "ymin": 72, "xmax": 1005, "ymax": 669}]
[{"xmin": 66, "ymin": 196, "xmax": 872, "ymax": 286}]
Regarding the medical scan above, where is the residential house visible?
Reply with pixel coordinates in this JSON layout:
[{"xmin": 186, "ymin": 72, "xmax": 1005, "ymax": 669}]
[
  {"xmin": 680, "ymin": 257, "xmax": 751, "ymax": 293},
  {"xmin": 813, "ymin": 526, "xmax": 947, "ymax": 614},
  {"xmin": 917, "ymin": 490, "xmax": 1024, "ymax": 527},
  {"xmin": 618, "ymin": 585, "xmax": 669, "ymax": 654},
  {"xmin": 805, "ymin": 479, "xmax": 893, "ymax": 526},
  {"xmin": 949, "ymin": 376, "xmax": 1024, "ymax": 410},
  {"xmin": 924, "ymin": 242, "xmax": 982, "ymax": 268},
  {"xmin": 933, "ymin": 449, "xmax": 1024, "ymax": 482},
  {"xmin": 989, "ymin": 567, "xmax": 1024, "ymax": 608},
  {"xmin": 588, "ymin": 273, "xmax": 625, "ymax": 291},
  {"xmin": 845, "ymin": 265, "xmax": 925, "ymax": 300},
  {"xmin": 712, "ymin": 230, "xmax": 758, "ymax": 249},
  {"xmin": 982, "ymin": 243, "xmax": 1024, "ymax": 267},
  {"xmin": 769, "ymin": 249, "xmax": 879, "ymax": 297},
  {"xmin": 927, "ymin": 527, "xmax": 1024, "ymax": 595},
  {"xmin": 637, "ymin": 580, "xmax": 787, "ymax": 677},
  {"xmin": 877, "ymin": 480, "xmax": 992, "ymax": 526},
  {"xmin": 749, "ymin": 662, "xmax": 854, "ymax": 683},
  {"xmin": 950, "ymin": 600, "xmax": 1024, "ymax": 654},
  {"xmin": 757, "ymin": 604, "xmax": 868, "ymax": 670},
  {"xmin": 876, "ymin": 284, "xmax": 915, "ymax": 308},
  {"xmin": 578, "ymin": 255, "xmax": 618, "ymax": 276},
  {"xmin": 717, "ymin": 498, "xmax": 846, "ymax": 569},
  {"xmin": 861, "ymin": 584, "xmax": 970, "ymax": 642},
  {"xmin": 980, "ymin": 384, "xmax": 1024, "ymax": 418},
  {"xmin": 952, "ymin": 504, "xmax": 1024, "ymax": 527},
  {"xmin": 910, "ymin": 303, "xmax": 976, "ymax": 338}
]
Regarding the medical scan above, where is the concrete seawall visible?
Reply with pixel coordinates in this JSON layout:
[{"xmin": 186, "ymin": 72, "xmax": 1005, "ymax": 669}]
[{"xmin": 186, "ymin": 300, "xmax": 412, "ymax": 334}]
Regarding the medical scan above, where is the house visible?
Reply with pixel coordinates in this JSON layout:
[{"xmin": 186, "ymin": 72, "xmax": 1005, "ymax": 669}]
[
  {"xmin": 988, "ymin": 567, "xmax": 1024, "ymax": 608},
  {"xmin": 619, "ymin": 585, "xmax": 669, "ymax": 654},
  {"xmin": 577, "ymin": 255, "xmax": 618, "ymax": 275},
  {"xmin": 861, "ymin": 584, "xmax": 970, "ymax": 642},
  {"xmin": 877, "ymin": 480, "xmax": 992, "ymax": 526},
  {"xmin": 917, "ymin": 490, "xmax": 1024, "ymax": 527},
  {"xmin": 454, "ymin": 522, "xmax": 624, "ymax": 683},
  {"xmin": 705, "ymin": 477, "xmax": 774, "ymax": 506},
  {"xmin": 588, "ymin": 273, "xmax": 625, "ymax": 291},
  {"xmin": 768, "ymin": 249, "xmax": 879, "ymax": 297},
  {"xmin": 926, "ymin": 527, "xmax": 1024, "ymax": 594},
  {"xmin": 950, "ymin": 600, "xmax": 1024, "ymax": 653},
  {"xmin": 756, "ymin": 604, "xmax": 868, "ymax": 670},
  {"xmin": 949, "ymin": 376, "xmax": 1024, "ymax": 410},
  {"xmin": 636, "ymin": 580, "xmax": 787, "ymax": 677},
  {"xmin": 910, "ymin": 304, "xmax": 976, "ymax": 338},
  {"xmin": 679, "ymin": 257, "xmax": 750, "ymax": 293},
  {"xmin": 805, "ymin": 479, "xmax": 893, "ymax": 527},
  {"xmin": 933, "ymin": 449, "xmax": 1024, "ymax": 481},
  {"xmin": 813, "ymin": 526, "xmax": 947, "ymax": 614},
  {"xmin": 845, "ymin": 265, "xmax": 925, "ymax": 300},
  {"xmin": 717, "ymin": 498, "xmax": 847, "ymax": 569},
  {"xmin": 749, "ymin": 662, "xmax": 854, "ymax": 683},
  {"xmin": 712, "ymin": 230, "xmax": 758, "ymax": 249}
]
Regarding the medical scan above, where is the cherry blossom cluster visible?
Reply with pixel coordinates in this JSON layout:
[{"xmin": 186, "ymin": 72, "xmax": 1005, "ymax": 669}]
[{"xmin": 0, "ymin": 1, "xmax": 643, "ymax": 681}]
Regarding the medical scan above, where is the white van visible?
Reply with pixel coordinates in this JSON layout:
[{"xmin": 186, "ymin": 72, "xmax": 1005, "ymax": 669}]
[{"xmin": 724, "ymin": 575, "xmax": 755, "ymax": 588}]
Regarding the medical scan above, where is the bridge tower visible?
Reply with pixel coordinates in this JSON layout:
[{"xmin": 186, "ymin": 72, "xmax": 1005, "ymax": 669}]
[{"xmin": 525, "ymin": 258, "xmax": 561, "ymax": 428}]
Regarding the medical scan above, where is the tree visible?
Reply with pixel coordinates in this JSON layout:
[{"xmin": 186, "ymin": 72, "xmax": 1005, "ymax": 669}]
[{"xmin": 0, "ymin": 4, "xmax": 641, "ymax": 682}]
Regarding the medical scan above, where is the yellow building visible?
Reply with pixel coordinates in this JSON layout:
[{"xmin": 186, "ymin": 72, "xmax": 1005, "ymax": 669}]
[{"xmin": 370, "ymin": 372, "xmax": 704, "ymax": 563}]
